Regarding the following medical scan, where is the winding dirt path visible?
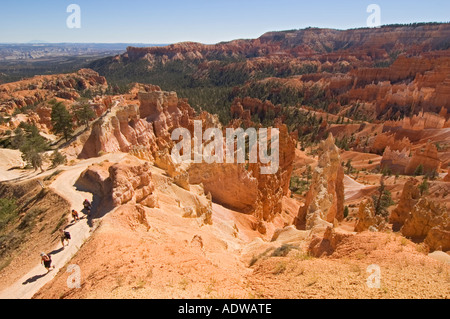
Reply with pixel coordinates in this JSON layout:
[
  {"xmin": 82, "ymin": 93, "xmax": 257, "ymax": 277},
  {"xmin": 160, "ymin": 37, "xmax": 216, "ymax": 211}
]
[{"xmin": 0, "ymin": 153, "xmax": 126, "ymax": 299}]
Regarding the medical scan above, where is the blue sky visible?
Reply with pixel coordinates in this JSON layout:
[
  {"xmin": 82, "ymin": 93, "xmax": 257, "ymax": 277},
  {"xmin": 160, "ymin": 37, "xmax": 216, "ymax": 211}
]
[{"xmin": 0, "ymin": 0, "xmax": 449, "ymax": 44}]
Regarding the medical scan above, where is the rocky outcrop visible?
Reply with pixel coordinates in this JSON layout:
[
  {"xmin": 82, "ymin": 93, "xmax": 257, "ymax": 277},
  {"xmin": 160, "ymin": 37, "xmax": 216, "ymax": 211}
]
[
  {"xmin": 79, "ymin": 102, "xmax": 157, "ymax": 159},
  {"xmin": 354, "ymin": 198, "xmax": 386, "ymax": 232},
  {"xmin": 79, "ymin": 90, "xmax": 197, "ymax": 159},
  {"xmin": 343, "ymin": 56, "xmax": 450, "ymax": 116},
  {"xmin": 77, "ymin": 85, "xmax": 295, "ymax": 222},
  {"xmin": 444, "ymin": 169, "xmax": 450, "ymax": 182},
  {"xmin": 230, "ymin": 97, "xmax": 281, "ymax": 121},
  {"xmin": 380, "ymin": 147, "xmax": 410, "ymax": 175},
  {"xmin": 0, "ymin": 69, "xmax": 107, "ymax": 134},
  {"xmin": 390, "ymin": 178, "xmax": 450, "ymax": 251},
  {"xmin": 248, "ymin": 124, "xmax": 296, "ymax": 221},
  {"xmin": 188, "ymin": 162, "xmax": 259, "ymax": 213},
  {"xmin": 401, "ymin": 197, "xmax": 450, "ymax": 251},
  {"xmin": 153, "ymin": 150, "xmax": 191, "ymax": 190},
  {"xmin": 295, "ymin": 134, "xmax": 344, "ymax": 230},
  {"xmin": 385, "ymin": 111, "xmax": 449, "ymax": 130},
  {"xmin": 401, "ymin": 197, "xmax": 446, "ymax": 239},
  {"xmin": 187, "ymin": 124, "xmax": 296, "ymax": 221},
  {"xmin": 108, "ymin": 161, "xmax": 156, "ymax": 207},
  {"xmin": 93, "ymin": 24, "xmax": 450, "ymax": 125},
  {"xmin": 124, "ymin": 24, "xmax": 450, "ymax": 62},
  {"xmin": 75, "ymin": 155, "xmax": 217, "ymax": 227},
  {"xmin": 405, "ymin": 143, "xmax": 441, "ymax": 175},
  {"xmin": 0, "ymin": 69, "xmax": 107, "ymax": 116},
  {"xmin": 34, "ymin": 104, "xmax": 53, "ymax": 131},
  {"xmin": 75, "ymin": 161, "xmax": 113, "ymax": 198},
  {"xmin": 230, "ymin": 101, "xmax": 251, "ymax": 122},
  {"xmin": 372, "ymin": 133, "xmax": 411, "ymax": 155},
  {"xmin": 138, "ymin": 91, "xmax": 195, "ymax": 140},
  {"xmin": 424, "ymin": 222, "xmax": 450, "ymax": 252},
  {"xmin": 308, "ymin": 226, "xmax": 351, "ymax": 257},
  {"xmin": 390, "ymin": 178, "xmax": 421, "ymax": 231},
  {"xmin": 379, "ymin": 141, "xmax": 441, "ymax": 176},
  {"xmin": 76, "ymin": 158, "xmax": 158, "ymax": 209}
]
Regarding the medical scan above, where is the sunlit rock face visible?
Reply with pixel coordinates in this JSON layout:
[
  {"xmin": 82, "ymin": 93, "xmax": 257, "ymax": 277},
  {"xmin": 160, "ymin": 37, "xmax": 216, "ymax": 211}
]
[{"xmin": 295, "ymin": 134, "xmax": 344, "ymax": 230}]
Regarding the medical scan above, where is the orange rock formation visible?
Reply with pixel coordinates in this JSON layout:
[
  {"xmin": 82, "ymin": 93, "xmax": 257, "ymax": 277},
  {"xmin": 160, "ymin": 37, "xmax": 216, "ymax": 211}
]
[{"xmin": 295, "ymin": 134, "xmax": 344, "ymax": 230}]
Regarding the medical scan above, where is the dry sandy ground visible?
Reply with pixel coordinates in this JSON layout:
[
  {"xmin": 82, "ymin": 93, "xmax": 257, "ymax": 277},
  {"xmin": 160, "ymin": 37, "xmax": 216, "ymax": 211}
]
[
  {"xmin": 1, "ymin": 149, "xmax": 449, "ymax": 299},
  {"xmin": 244, "ymin": 232, "xmax": 450, "ymax": 299},
  {"xmin": 31, "ymin": 208, "xmax": 450, "ymax": 299},
  {"xmin": 0, "ymin": 148, "xmax": 28, "ymax": 182},
  {"xmin": 31, "ymin": 191, "xmax": 450, "ymax": 299}
]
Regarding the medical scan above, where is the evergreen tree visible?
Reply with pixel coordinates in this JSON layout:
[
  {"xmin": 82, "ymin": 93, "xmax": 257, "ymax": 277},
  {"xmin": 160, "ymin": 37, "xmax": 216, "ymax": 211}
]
[
  {"xmin": 10, "ymin": 127, "xmax": 25, "ymax": 149},
  {"xmin": 50, "ymin": 149, "xmax": 67, "ymax": 168},
  {"xmin": 305, "ymin": 165, "xmax": 312, "ymax": 181},
  {"xmin": 345, "ymin": 159, "xmax": 353, "ymax": 174},
  {"xmin": 418, "ymin": 178, "xmax": 429, "ymax": 196},
  {"xmin": 343, "ymin": 206, "xmax": 349, "ymax": 218},
  {"xmin": 74, "ymin": 102, "xmax": 96, "ymax": 129},
  {"xmin": 51, "ymin": 101, "xmax": 73, "ymax": 141},
  {"xmin": 425, "ymin": 169, "xmax": 438, "ymax": 181},
  {"xmin": 414, "ymin": 164, "xmax": 424, "ymax": 176},
  {"xmin": 382, "ymin": 166, "xmax": 392, "ymax": 176},
  {"xmin": 18, "ymin": 124, "xmax": 48, "ymax": 171},
  {"xmin": 372, "ymin": 177, "xmax": 394, "ymax": 218}
]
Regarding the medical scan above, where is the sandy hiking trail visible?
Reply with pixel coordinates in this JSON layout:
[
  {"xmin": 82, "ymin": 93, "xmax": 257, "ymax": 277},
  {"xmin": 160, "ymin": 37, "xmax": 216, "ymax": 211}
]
[
  {"xmin": 0, "ymin": 149, "xmax": 28, "ymax": 182},
  {"xmin": 0, "ymin": 153, "xmax": 126, "ymax": 299}
]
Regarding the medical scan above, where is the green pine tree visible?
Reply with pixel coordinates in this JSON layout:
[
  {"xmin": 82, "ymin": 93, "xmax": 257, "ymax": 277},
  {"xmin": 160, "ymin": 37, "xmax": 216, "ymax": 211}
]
[
  {"xmin": 50, "ymin": 150, "xmax": 67, "ymax": 168},
  {"xmin": 18, "ymin": 124, "xmax": 48, "ymax": 171},
  {"xmin": 372, "ymin": 177, "xmax": 394, "ymax": 218},
  {"xmin": 74, "ymin": 102, "xmax": 96, "ymax": 129},
  {"xmin": 418, "ymin": 178, "xmax": 429, "ymax": 196},
  {"xmin": 414, "ymin": 164, "xmax": 424, "ymax": 176},
  {"xmin": 51, "ymin": 102, "xmax": 73, "ymax": 141},
  {"xmin": 343, "ymin": 206, "xmax": 349, "ymax": 218}
]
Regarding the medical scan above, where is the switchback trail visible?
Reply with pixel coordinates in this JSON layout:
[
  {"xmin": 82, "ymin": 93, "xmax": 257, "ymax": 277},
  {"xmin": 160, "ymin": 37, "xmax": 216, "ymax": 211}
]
[{"xmin": 0, "ymin": 153, "xmax": 126, "ymax": 299}]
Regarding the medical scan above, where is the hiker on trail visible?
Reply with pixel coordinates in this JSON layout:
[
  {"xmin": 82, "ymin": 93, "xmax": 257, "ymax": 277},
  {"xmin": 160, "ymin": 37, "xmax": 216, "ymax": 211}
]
[
  {"xmin": 71, "ymin": 209, "xmax": 79, "ymax": 222},
  {"xmin": 60, "ymin": 230, "xmax": 71, "ymax": 248},
  {"xmin": 40, "ymin": 253, "xmax": 55, "ymax": 273},
  {"xmin": 83, "ymin": 199, "xmax": 92, "ymax": 213}
]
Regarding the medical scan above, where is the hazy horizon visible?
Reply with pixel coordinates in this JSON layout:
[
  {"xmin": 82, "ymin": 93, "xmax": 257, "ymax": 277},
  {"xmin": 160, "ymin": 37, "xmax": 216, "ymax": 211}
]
[
  {"xmin": 1, "ymin": 0, "xmax": 450, "ymax": 44},
  {"xmin": 1, "ymin": 21, "xmax": 449, "ymax": 46}
]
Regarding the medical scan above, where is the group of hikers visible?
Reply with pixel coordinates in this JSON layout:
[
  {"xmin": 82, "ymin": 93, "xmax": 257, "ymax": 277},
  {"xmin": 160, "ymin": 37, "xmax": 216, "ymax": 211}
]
[{"xmin": 40, "ymin": 199, "xmax": 92, "ymax": 273}]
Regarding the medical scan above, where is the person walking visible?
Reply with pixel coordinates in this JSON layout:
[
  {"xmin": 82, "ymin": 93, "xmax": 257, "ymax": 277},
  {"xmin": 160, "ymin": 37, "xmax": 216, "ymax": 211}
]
[
  {"xmin": 83, "ymin": 199, "xmax": 92, "ymax": 214},
  {"xmin": 40, "ymin": 253, "xmax": 55, "ymax": 273},
  {"xmin": 71, "ymin": 209, "xmax": 79, "ymax": 222},
  {"xmin": 60, "ymin": 229, "xmax": 71, "ymax": 248}
]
